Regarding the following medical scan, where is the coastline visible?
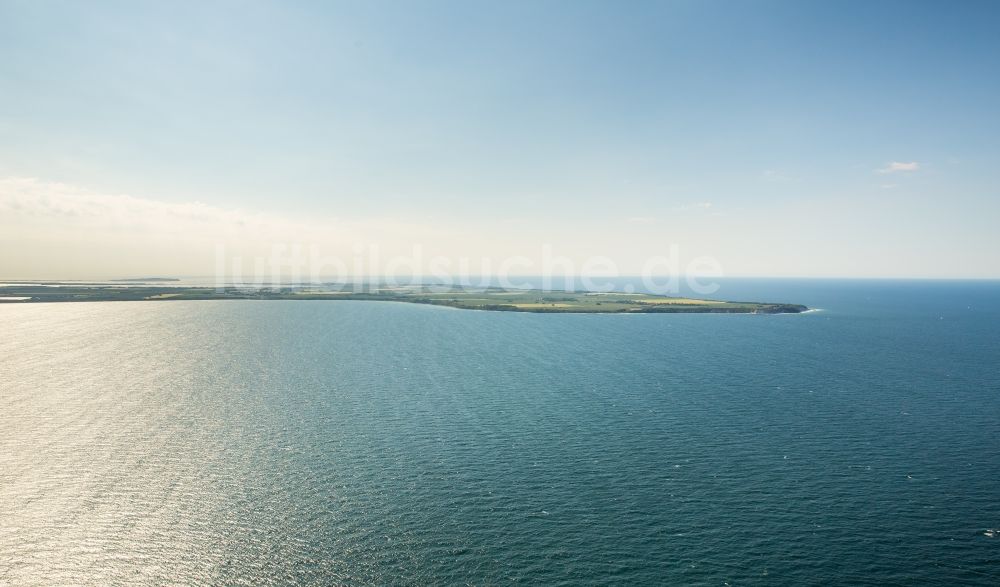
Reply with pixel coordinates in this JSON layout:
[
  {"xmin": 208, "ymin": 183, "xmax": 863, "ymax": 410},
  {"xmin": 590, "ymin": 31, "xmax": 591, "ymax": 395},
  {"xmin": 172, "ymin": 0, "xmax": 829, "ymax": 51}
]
[{"xmin": 0, "ymin": 283, "xmax": 809, "ymax": 314}]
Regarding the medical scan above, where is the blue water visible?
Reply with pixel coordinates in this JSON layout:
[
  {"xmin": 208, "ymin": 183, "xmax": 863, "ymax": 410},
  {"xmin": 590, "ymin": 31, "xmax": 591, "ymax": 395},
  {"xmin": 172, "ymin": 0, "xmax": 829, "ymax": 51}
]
[{"xmin": 1, "ymin": 279, "xmax": 998, "ymax": 585}]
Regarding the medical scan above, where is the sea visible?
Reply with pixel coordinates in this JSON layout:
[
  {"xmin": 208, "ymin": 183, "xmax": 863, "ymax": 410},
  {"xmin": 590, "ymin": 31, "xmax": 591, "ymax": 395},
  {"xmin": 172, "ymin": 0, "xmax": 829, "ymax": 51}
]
[{"xmin": 1, "ymin": 279, "xmax": 998, "ymax": 585}]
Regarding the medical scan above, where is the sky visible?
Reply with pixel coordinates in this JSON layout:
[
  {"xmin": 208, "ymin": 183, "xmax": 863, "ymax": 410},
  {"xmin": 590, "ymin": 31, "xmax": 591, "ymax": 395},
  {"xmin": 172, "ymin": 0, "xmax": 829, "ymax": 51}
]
[{"xmin": 1, "ymin": 0, "xmax": 999, "ymax": 280}]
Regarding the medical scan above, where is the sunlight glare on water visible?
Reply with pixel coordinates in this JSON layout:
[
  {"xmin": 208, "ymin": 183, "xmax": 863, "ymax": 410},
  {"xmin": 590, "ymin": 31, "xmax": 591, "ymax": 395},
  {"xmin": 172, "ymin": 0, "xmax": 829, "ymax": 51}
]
[{"xmin": 2, "ymin": 281, "xmax": 1000, "ymax": 585}]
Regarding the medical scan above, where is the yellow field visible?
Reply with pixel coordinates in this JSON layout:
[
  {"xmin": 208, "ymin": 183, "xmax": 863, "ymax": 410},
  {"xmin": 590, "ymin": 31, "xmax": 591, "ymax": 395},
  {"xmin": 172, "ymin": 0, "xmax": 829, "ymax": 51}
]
[{"xmin": 637, "ymin": 298, "xmax": 725, "ymax": 305}]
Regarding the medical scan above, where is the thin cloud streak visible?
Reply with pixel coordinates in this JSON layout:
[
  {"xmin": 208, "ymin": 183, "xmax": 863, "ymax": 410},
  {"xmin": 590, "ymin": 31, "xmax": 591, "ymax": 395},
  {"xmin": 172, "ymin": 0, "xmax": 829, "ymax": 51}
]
[{"xmin": 877, "ymin": 161, "xmax": 920, "ymax": 174}]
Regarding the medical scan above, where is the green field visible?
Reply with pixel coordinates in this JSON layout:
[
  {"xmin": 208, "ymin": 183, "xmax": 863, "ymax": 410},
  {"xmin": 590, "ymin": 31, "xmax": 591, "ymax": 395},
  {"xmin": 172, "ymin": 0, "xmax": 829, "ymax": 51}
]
[{"xmin": 0, "ymin": 283, "xmax": 808, "ymax": 314}]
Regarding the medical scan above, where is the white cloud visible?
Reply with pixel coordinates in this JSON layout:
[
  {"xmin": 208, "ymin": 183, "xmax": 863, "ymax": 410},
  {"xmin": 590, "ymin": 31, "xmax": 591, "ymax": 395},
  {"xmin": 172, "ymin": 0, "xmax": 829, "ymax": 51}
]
[
  {"xmin": 877, "ymin": 161, "xmax": 920, "ymax": 174},
  {"xmin": 0, "ymin": 176, "xmax": 441, "ymax": 241},
  {"xmin": 0, "ymin": 177, "xmax": 279, "ymax": 236},
  {"xmin": 0, "ymin": 176, "xmax": 442, "ymax": 278}
]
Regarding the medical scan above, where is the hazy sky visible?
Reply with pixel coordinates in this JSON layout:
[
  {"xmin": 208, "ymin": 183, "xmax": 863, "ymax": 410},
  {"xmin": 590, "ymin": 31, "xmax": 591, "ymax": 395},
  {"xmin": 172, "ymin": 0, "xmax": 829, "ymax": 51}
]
[{"xmin": 2, "ymin": 0, "xmax": 999, "ymax": 279}]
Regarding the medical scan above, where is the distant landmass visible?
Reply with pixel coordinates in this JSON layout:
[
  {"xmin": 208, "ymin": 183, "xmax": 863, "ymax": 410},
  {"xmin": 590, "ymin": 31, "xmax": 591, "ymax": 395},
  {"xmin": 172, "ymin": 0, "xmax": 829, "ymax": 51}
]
[
  {"xmin": 0, "ymin": 283, "xmax": 808, "ymax": 313},
  {"xmin": 110, "ymin": 277, "xmax": 181, "ymax": 282}
]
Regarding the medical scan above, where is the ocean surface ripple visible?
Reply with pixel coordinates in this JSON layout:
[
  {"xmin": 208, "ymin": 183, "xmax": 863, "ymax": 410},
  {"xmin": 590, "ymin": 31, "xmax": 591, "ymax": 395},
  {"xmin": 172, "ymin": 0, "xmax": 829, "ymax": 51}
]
[{"xmin": 2, "ymin": 280, "xmax": 999, "ymax": 585}]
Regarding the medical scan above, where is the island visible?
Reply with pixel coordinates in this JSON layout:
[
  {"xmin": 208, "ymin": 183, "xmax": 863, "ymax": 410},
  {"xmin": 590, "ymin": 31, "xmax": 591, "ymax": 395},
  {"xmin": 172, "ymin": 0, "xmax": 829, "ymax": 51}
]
[{"xmin": 0, "ymin": 283, "xmax": 808, "ymax": 313}]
